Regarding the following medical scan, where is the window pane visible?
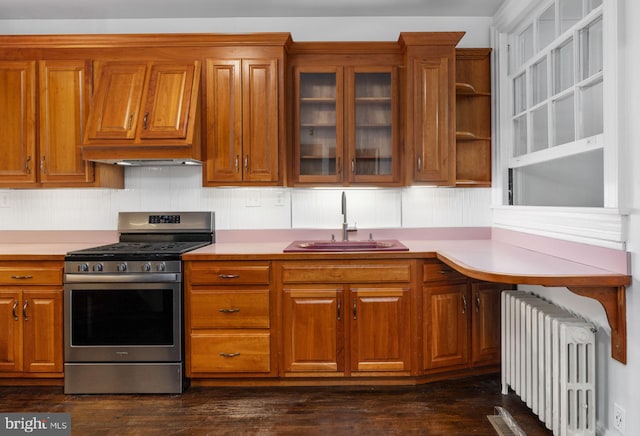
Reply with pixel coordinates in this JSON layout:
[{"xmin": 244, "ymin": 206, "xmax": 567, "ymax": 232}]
[
  {"xmin": 537, "ymin": 4, "xmax": 556, "ymax": 51},
  {"xmin": 513, "ymin": 115, "xmax": 528, "ymax": 157},
  {"xmin": 511, "ymin": 149, "xmax": 604, "ymax": 207},
  {"xmin": 553, "ymin": 39, "xmax": 574, "ymax": 94},
  {"xmin": 560, "ymin": 0, "xmax": 584, "ymax": 33},
  {"xmin": 580, "ymin": 79, "xmax": 603, "ymax": 138},
  {"xmin": 580, "ymin": 17, "xmax": 603, "ymax": 80},
  {"xmin": 519, "ymin": 24, "xmax": 534, "ymax": 66},
  {"xmin": 587, "ymin": 0, "xmax": 602, "ymax": 13},
  {"xmin": 513, "ymin": 73, "xmax": 527, "ymax": 115},
  {"xmin": 553, "ymin": 92, "xmax": 575, "ymax": 145},
  {"xmin": 532, "ymin": 105, "xmax": 549, "ymax": 152},
  {"xmin": 532, "ymin": 57, "xmax": 548, "ymax": 105}
]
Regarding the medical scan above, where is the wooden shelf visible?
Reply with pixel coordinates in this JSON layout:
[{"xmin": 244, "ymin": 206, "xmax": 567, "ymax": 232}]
[
  {"xmin": 456, "ymin": 131, "xmax": 490, "ymax": 141},
  {"xmin": 456, "ymin": 82, "xmax": 490, "ymax": 96}
]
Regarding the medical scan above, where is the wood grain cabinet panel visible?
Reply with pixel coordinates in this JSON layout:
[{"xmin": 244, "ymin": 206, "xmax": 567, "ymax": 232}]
[
  {"xmin": 279, "ymin": 260, "xmax": 415, "ymax": 377},
  {"xmin": 204, "ymin": 57, "xmax": 280, "ymax": 185},
  {"xmin": 185, "ymin": 261, "xmax": 274, "ymax": 377},
  {"xmin": 0, "ymin": 61, "xmax": 37, "ymax": 185},
  {"xmin": 0, "ymin": 261, "xmax": 63, "ymax": 379},
  {"xmin": 282, "ymin": 287, "xmax": 344, "ymax": 374}
]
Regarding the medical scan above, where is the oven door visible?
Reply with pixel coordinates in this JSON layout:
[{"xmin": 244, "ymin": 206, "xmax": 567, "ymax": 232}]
[{"xmin": 64, "ymin": 281, "xmax": 182, "ymax": 363}]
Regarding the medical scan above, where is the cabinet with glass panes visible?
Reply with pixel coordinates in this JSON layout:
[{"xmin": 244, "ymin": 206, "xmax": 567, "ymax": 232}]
[{"xmin": 291, "ymin": 60, "xmax": 400, "ymax": 186}]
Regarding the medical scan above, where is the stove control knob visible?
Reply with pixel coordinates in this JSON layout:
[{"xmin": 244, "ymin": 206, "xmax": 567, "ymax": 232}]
[
  {"xmin": 157, "ymin": 262, "xmax": 166, "ymax": 272},
  {"xmin": 93, "ymin": 263, "xmax": 103, "ymax": 272},
  {"xmin": 117, "ymin": 263, "xmax": 127, "ymax": 272},
  {"xmin": 143, "ymin": 263, "xmax": 152, "ymax": 272},
  {"xmin": 78, "ymin": 263, "xmax": 89, "ymax": 272}
]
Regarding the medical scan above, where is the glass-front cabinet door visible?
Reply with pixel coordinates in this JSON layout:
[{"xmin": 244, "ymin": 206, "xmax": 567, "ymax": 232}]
[
  {"xmin": 292, "ymin": 65, "xmax": 398, "ymax": 185},
  {"xmin": 295, "ymin": 67, "xmax": 344, "ymax": 183},
  {"xmin": 348, "ymin": 68, "xmax": 398, "ymax": 184}
]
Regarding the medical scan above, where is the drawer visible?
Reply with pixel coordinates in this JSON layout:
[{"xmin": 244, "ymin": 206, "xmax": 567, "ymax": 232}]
[
  {"xmin": 423, "ymin": 261, "xmax": 466, "ymax": 283},
  {"xmin": 0, "ymin": 266, "xmax": 63, "ymax": 285},
  {"xmin": 190, "ymin": 331, "xmax": 270, "ymax": 373},
  {"xmin": 281, "ymin": 261, "xmax": 412, "ymax": 284},
  {"xmin": 189, "ymin": 262, "xmax": 270, "ymax": 285},
  {"xmin": 190, "ymin": 289, "xmax": 270, "ymax": 329}
]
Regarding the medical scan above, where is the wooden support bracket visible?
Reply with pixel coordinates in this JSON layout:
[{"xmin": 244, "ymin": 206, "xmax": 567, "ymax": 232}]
[{"xmin": 567, "ymin": 285, "xmax": 627, "ymax": 364}]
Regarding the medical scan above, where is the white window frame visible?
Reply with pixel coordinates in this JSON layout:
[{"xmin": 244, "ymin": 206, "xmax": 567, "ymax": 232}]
[{"xmin": 491, "ymin": 0, "xmax": 625, "ymax": 249}]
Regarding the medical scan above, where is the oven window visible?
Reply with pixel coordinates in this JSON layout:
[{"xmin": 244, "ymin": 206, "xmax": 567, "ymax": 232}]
[{"xmin": 71, "ymin": 289, "xmax": 174, "ymax": 346}]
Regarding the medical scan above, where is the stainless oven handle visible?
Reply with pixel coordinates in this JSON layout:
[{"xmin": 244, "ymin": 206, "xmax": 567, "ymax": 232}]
[{"xmin": 64, "ymin": 273, "xmax": 180, "ymax": 283}]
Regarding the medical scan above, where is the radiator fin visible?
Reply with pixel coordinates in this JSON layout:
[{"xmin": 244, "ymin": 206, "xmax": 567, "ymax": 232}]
[{"xmin": 501, "ymin": 291, "xmax": 596, "ymax": 436}]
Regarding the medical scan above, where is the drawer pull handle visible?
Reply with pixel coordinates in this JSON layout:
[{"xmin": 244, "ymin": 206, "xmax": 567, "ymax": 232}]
[
  {"xmin": 219, "ymin": 352, "xmax": 240, "ymax": 358},
  {"xmin": 438, "ymin": 269, "xmax": 453, "ymax": 274},
  {"xmin": 218, "ymin": 274, "xmax": 240, "ymax": 279},
  {"xmin": 11, "ymin": 300, "xmax": 19, "ymax": 320},
  {"xmin": 219, "ymin": 308, "xmax": 240, "ymax": 314},
  {"xmin": 11, "ymin": 275, "xmax": 33, "ymax": 280}
]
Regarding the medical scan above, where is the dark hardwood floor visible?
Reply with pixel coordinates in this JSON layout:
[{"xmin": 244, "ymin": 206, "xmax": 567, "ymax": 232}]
[{"xmin": 0, "ymin": 375, "xmax": 552, "ymax": 435}]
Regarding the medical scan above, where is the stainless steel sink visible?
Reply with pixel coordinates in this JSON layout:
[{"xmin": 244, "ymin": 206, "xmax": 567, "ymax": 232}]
[{"xmin": 283, "ymin": 239, "xmax": 409, "ymax": 252}]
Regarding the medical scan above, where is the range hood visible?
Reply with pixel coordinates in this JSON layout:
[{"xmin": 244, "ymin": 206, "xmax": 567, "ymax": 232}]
[
  {"xmin": 91, "ymin": 158, "xmax": 202, "ymax": 167},
  {"xmin": 81, "ymin": 60, "xmax": 202, "ymax": 168}
]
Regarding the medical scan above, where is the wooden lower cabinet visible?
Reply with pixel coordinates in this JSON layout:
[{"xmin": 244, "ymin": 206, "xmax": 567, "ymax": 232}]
[
  {"xmin": 185, "ymin": 261, "xmax": 276, "ymax": 377},
  {"xmin": 0, "ymin": 262, "xmax": 64, "ymax": 379},
  {"xmin": 279, "ymin": 260, "xmax": 415, "ymax": 377},
  {"xmin": 422, "ymin": 260, "xmax": 505, "ymax": 373}
]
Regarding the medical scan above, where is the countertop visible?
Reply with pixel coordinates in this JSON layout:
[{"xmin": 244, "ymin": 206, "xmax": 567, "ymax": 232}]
[{"xmin": 0, "ymin": 227, "xmax": 630, "ymax": 362}]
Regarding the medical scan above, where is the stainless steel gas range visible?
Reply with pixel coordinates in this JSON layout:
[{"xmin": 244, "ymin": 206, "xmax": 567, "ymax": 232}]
[{"xmin": 63, "ymin": 211, "xmax": 214, "ymax": 394}]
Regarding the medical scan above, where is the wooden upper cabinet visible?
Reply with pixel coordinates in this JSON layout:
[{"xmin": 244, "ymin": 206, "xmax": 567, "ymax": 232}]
[
  {"xmin": 455, "ymin": 48, "xmax": 492, "ymax": 187},
  {"xmin": 139, "ymin": 63, "xmax": 197, "ymax": 140},
  {"xmin": 85, "ymin": 62, "xmax": 147, "ymax": 140},
  {"xmin": 290, "ymin": 61, "xmax": 400, "ymax": 186},
  {"xmin": 85, "ymin": 60, "xmax": 199, "ymax": 142},
  {"xmin": 0, "ymin": 61, "xmax": 37, "ymax": 185},
  {"xmin": 203, "ymin": 57, "xmax": 280, "ymax": 185},
  {"xmin": 401, "ymin": 32, "xmax": 464, "ymax": 186},
  {"xmin": 38, "ymin": 60, "xmax": 96, "ymax": 185}
]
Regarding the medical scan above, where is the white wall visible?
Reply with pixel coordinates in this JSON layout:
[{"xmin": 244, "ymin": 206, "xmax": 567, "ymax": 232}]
[{"xmin": 0, "ymin": 16, "xmax": 493, "ymax": 232}]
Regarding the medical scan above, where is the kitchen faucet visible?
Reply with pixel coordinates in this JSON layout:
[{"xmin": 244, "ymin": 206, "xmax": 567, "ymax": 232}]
[{"xmin": 342, "ymin": 191, "xmax": 349, "ymax": 241}]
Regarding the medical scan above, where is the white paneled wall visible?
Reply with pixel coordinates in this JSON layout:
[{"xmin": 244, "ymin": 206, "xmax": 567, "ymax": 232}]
[{"xmin": 0, "ymin": 167, "xmax": 492, "ymax": 230}]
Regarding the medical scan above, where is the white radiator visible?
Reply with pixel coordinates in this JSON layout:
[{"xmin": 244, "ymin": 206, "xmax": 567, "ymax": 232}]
[{"xmin": 501, "ymin": 291, "xmax": 596, "ymax": 436}]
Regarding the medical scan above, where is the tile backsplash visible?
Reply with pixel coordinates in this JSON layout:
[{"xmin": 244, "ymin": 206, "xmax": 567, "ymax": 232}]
[{"xmin": 0, "ymin": 166, "xmax": 491, "ymax": 230}]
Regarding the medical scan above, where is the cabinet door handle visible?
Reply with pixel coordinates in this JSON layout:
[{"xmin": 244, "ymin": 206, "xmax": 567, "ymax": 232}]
[
  {"xmin": 11, "ymin": 300, "xmax": 19, "ymax": 320},
  {"xmin": 337, "ymin": 299, "xmax": 341, "ymax": 321},
  {"xmin": 219, "ymin": 352, "xmax": 241, "ymax": 358},
  {"xmin": 337, "ymin": 157, "xmax": 342, "ymax": 176},
  {"xmin": 218, "ymin": 273, "xmax": 240, "ymax": 279},
  {"xmin": 11, "ymin": 275, "xmax": 33, "ymax": 280},
  {"xmin": 143, "ymin": 112, "xmax": 149, "ymax": 130},
  {"xmin": 417, "ymin": 155, "xmax": 422, "ymax": 173},
  {"xmin": 25, "ymin": 156, "xmax": 32, "ymax": 175},
  {"xmin": 40, "ymin": 156, "xmax": 47, "ymax": 175},
  {"xmin": 127, "ymin": 113, "xmax": 134, "ymax": 130},
  {"xmin": 22, "ymin": 300, "xmax": 29, "ymax": 321},
  {"xmin": 462, "ymin": 295, "xmax": 467, "ymax": 314},
  {"xmin": 475, "ymin": 293, "xmax": 480, "ymax": 313},
  {"xmin": 351, "ymin": 158, "xmax": 355, "ymax": 174},
  {"xmin": 244, "ymin": 155, "xmax": 249, "ymax": 172},
  {"xmin": 353, "ymin": 300, "xmax": 357, "ymax": 320},
  {"xmin": 235, "ymin": 155, "xmax": 240, "ymax": 173},
  {"xmin": 219, "ymin": 308, "xmax": 240, "ymax": 314}
]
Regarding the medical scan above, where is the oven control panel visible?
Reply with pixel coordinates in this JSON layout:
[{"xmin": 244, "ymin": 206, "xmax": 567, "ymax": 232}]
[{"xmin": 65, "ymin": 260, "xmax": 181, "ymax": 275}]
